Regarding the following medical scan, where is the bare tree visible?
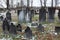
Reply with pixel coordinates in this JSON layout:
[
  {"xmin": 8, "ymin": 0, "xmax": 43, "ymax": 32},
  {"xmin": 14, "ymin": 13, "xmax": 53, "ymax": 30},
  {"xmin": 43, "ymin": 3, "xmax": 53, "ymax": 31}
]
[
  {"xmin": 7, "ymin": 0, "xmax": 9, "ymax": 9},
  {"xmin": 11, "ymin": 0, "xmax": 13, "ymax": 8},
  {"xmin": 0, "ymin": 0, "xmax": 7, "ymax": 8},
  {"xmin": 44, "ymin": 0, "xmax": 47, "ymax": 8},
  {"xmin": 31, "ymin": 0, "xmax": 33, "ymax": 7},
  {"xmin": 51, "ymin": 0, "xmax": 53, "ymax": 7},
  {"xmin": 27, "ymin": 0, "xmax": 29, "ymax": 7},
  {"xmin": 55, "ymin": 0, "xmax": 57, "ymax": 7},
  {"xmin": 21, "ymin": 0, "xmax": 23, "ymax": 7},
  {"xmin": 40, "ymin": 0, "xmax": 42, "ymax": 7}
]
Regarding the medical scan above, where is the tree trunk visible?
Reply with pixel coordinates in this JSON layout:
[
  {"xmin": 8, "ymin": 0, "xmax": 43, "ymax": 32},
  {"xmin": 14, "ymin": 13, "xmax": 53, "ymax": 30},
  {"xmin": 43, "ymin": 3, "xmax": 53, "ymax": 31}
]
[{"xmin": 7, "ymin": 0, "xmax": 9, "ymax": 9}]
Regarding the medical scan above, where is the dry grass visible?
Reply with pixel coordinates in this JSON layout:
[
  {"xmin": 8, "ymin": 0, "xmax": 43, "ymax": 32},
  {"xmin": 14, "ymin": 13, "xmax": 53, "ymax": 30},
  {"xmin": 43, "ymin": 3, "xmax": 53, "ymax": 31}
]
[{"xmin": 0, "ymin": 13, "xmax": 60, "ymax": 40}]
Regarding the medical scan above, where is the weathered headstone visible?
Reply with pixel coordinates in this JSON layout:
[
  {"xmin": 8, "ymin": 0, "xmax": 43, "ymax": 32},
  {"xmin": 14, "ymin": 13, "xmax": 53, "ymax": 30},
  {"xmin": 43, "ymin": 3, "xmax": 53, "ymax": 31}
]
[
  {"xmin": 58, "ymin": 9, "xmax": 60, "ymax": 21},
  {"xmin": 18, "ymin": 10, "xmax": 25, "ymax": 23},
  {"xmin": 25, "ymin": 8, "xmax": 32, "ymax": 23},
  {"xmin": 48, "ymin": 7, "xmax": 55, "ymax": 22},
  {"xmin": 2, "ymin": 18, "xmax": 10, "ymax": 33},
  {"xmin": 31, "ymin": 22, "xmax": 38, "ymax": 26},
  {"xmin": 6, "ymin": 11, "xmax": 11, "ymax": 21},
  {"xmin": 37, "ymin": 24, "xmax": 44, "ymax": 32},
  {"xmin": 16, "ymin": 24, "xmax": 22, "ymax": 32},
  {"xmin": 0, "ymin": 16, "xmax": 3, "ymax": 21},
  {"xmin": 39, "ymin": 7, "xmax": 46, "ymax": 22},
  {"xmin": 55, "ymin": 26, "xmax": 60, "ymax": 33},
  {"xmin": 18, "ymin": 8, "xmax": 33, "ymax": 23},
  {"xmin": 9, "ymin": 23, "xmax": 17, "ymax": 35},
  {"xmin": 25, "ymin": 26, "xmax": 32, "ymax": 39},
  {"xmin": 30, "ymin": 10, "xmax": 34, "ymax": 22},
  {"xmin": 25, "ymin": 11, "xmax": 31, "ymax": 23}
]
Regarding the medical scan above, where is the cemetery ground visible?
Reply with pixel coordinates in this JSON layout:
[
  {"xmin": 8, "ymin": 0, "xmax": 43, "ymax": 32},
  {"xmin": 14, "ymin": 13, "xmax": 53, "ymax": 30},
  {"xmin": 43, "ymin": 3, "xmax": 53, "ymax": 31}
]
[{"xmin": 0, "ymin": 13, "xmax": 60, "ymax": 40}]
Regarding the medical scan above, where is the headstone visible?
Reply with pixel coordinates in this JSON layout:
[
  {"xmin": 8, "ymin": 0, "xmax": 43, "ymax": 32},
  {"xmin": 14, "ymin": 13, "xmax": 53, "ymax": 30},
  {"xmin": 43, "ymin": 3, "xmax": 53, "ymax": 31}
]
[
  {"xmin": 6, "ymin": 11, "xmax": 11, "ymax": 21},
  {"xmin": 25, "ymin": 8, "xmax": 32, "ymax": 23},
  {"xmin": 39, "ymin": 7, "xmax": 46, "ymax": 22},
  {"xmin": 30, "ymin": 10, "xmax": 34, "ymax": 22},
  {"xmin": 0, "ymin": 16, "xmax": 3, "ymax": 21},
  {"xmin": 16, "ymin": 24, "xmax": 22, "ymax": 32},
  {"xmin": 25, "ymin": 26, "xmax": 32, "ymax": 39},
  {"xmin": 2, "ymin": 18, "xmax": 10, "ymax": 33},
  {"xmin": 58, "ymin": 9, "xmax": 60, "ymax": 21},
  {"xmin": 18, "ymin": 10, "xmax": 25, "ymax": 23},
  {"xmin": 9, "ymin": 23, "xmax": 17, "ymax": 35},
  {"xmin": 31, "ymin": 23, "xmax": 38, "ymax": 26},
  {"xmin": 18, "ymin": 9, "xmax": 32, "ymax": 23},
  {"xmin": 55, "ymin": 26, "xmax": 60, "ymax": 33},
  {"xmin": 37, "ymin": 24, "xmax": 44, "ymax": 32},
  {"xmin": 48, "ymin": 7, "xmax": 55, "ymax": 22},
  {"xmin": 25, "ymin": 12, "xmax": 31, "ymax": 23}
]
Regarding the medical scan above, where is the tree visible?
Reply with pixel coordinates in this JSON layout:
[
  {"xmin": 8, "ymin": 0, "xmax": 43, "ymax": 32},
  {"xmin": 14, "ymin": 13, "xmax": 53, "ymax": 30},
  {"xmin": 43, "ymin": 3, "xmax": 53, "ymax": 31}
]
[
  {"xmin": 0, "ymin": 0, "xmax": 7, "ymax": 8},
  {"xmin": 7, "ymin": 0, "xmax": 9, "ymax": 9},
  {"xmin": 39, "ymin": 0, "xmax": 47, "ymax": 22}
]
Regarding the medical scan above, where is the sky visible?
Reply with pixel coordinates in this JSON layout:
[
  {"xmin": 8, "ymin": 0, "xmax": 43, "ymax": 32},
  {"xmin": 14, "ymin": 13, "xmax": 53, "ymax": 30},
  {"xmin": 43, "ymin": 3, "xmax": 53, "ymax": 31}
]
[
  {"xmin": 0, "ymin": 0, "xmax": 60, "ymax": 8},
  {"xmin": 0, "ymin": 0, "xmax": 7, "ymax": 8}
]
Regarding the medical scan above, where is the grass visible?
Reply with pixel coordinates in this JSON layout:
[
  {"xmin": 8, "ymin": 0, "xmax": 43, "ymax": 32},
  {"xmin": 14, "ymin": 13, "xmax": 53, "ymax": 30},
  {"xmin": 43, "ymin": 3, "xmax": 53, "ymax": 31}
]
[{"xmin": 0, "ymin": 13, "xmax": 60, "ymax": 40}]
